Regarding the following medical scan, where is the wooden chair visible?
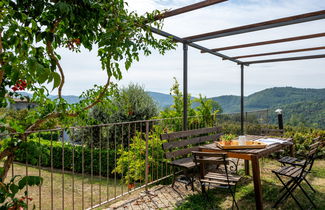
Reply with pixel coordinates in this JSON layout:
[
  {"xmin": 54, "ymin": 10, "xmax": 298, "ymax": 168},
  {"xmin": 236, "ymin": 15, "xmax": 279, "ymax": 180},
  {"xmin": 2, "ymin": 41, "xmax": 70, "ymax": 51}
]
[
  {"xmin": 272, "ymin": 141, "xmax": 320, "ymax": 209},
  {"xmin": 278, "ymin": 137, "xmax": 321, "ymax": 166},
  {"xmin": 160, "ymin": 127, "xmax": 223, "ymax": 191},
  {"xmin": 277, "ymin": 137, "xmax": 322, "ymax": 193},
  {"xmin": 192, "ymin": 151, "xmax": 241, "ymax": 209}
]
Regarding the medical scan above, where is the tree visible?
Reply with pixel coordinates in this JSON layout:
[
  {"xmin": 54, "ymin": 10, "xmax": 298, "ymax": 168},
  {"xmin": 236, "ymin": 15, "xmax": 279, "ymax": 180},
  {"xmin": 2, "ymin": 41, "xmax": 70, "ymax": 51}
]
[
  {"xmin": 194, "ymin": 94, "xmax": 222, "ymax": 125},
  {"xmin": 91, "ymin": 83, "xmax": 158, "ymax": 123},
  {"xmin": 0, "ymin": 0, "xmax": 174, "ymax": 180},
  {"xmin": 160, "ymin": 78, "xmax": 223, "ymax": 129},
  {"xmin": 74, "ymin": 83, "xmax": 159, "ymax": 146},
  {"xmin": 159, "ymin": 77, "xmax": 195, "ymax": 119}
]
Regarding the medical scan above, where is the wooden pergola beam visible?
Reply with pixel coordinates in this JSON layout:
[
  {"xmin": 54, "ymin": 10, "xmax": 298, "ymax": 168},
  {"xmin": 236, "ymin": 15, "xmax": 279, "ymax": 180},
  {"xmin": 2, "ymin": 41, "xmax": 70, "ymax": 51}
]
[
  {"xmin": 227, "ymin": 46, "xmax": 325, "ymax": 59},
  {"xmin": 155, "ymin": 0, "xmax": 227, "ymax": 20},
  {"xmin": 243, "ymin": 54, "xmax": 325, "ymax": 65},
  {"xmin": 184, "ymin": 10, "xmax": 325, "ymax": 42},
  {"xmin": 202, "ymin": 32, "xmax": 325, "ymax": 52}
]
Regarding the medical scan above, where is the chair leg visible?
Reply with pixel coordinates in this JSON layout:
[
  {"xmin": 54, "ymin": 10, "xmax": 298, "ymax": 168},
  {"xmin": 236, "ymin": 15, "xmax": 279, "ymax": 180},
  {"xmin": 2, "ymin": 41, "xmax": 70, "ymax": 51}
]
[
  {"xmin": 171, "ymin": 167, "xmax": 176, "ymax": 189},
  {"xmin": 274, "ymin": 174, "xmax": 304, "ymax": 210},
  {"xmin": 303, "ymin": 177, "xmax": 316, "ymax": 193},
  {"xmin": 279, "ymin": 178, "xmax": 294, "ymax": 194},
  {"xmin": 281, "ymin": 177, "xmax": 310, "ymax": 206},
  {"xmin": 297, "ymin": 182, "xmax": 317, "ymax": 208},
  {"xmin": 274, "ymin": 179, "xmax": 298, "ymax": 207},
  {"xmin": 190, "ymin": 176, "xmax": 195, "ymax": 192},
  {"xmin": 228, "ymin": 185, "xmax": 239, "ymax": 210}
]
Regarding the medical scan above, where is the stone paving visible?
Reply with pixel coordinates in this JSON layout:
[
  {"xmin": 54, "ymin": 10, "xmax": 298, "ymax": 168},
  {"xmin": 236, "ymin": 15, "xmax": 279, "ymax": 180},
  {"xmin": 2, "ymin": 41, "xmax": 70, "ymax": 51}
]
[{"xmin": 107, "ymin": 182, "xmax": 197, "ymax": 209}]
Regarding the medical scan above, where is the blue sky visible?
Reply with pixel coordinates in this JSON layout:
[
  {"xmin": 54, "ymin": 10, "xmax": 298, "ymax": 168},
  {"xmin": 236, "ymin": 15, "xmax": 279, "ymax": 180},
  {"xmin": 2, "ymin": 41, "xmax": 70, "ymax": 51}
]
[{"xmin": 57, "ymin": 0, "xmax": 325, "ymax": 97}]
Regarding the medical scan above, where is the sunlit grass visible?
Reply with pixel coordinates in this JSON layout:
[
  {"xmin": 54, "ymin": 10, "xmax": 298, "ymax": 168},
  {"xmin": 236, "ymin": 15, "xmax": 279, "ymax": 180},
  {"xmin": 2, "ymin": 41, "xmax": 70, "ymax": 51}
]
[
  {"xmin": 176, "ymin": 159, "xmax": 325, "ymax": 210},
  {"xmin": 5, "ymin": 162, "xmax": 128, "ymax": 210}
]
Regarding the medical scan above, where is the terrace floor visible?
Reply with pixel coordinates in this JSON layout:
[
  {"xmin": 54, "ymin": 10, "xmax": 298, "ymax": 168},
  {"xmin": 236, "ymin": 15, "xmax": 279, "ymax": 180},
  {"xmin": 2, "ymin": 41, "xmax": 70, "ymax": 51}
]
[
  {"xmin": 107, "ymin": 182, "xmax": 195, "ymax": 209},
  {"xmin": 105, "ymin": 159, "xmax": 325, "ymax": 210}
]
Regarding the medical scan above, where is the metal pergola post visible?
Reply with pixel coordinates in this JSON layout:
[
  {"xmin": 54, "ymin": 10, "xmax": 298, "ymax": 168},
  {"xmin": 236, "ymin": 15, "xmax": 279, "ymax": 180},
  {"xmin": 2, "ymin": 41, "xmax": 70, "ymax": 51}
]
[
  {"xmin": 240, "ymin": 64, "xmax": 244, "ymax": 135},
  {"xmin": 183, "ymin": 43, "xmax": 188, "ymax": 131}
]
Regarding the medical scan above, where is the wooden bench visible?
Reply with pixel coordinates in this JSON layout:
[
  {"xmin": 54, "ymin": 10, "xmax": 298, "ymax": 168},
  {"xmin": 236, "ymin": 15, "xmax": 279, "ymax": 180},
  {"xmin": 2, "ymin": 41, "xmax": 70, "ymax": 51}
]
[{"xmin": 160, "ymin": 126, "xmax": 223, "ymax": 191}]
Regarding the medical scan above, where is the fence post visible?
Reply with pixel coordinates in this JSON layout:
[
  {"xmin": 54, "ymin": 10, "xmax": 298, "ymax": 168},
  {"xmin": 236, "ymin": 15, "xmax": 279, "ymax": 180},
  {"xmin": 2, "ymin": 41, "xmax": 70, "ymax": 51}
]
[{"xmin": 145, "ymin": 121, "xmax": 149, "ymax": 191}]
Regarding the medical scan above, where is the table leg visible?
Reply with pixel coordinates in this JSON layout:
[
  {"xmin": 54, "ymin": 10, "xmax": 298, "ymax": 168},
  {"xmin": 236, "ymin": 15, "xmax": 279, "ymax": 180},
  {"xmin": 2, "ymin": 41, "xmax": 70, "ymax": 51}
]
[
  {"xmin": 290, "ymin": 143, "xmax": 295, "ymax": 157},
  {"xmin": 251, "ymin": 155, "xmax": 263, "ymax": 210},
  {"xmin": 245, "ymin": 160, "xmax": 250, "ymax": 175}
]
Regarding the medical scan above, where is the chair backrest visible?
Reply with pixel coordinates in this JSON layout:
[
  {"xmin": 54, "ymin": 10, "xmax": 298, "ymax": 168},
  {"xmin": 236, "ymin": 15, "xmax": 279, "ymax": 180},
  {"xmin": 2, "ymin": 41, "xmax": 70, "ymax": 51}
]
[
  {"xmin": 261, "ymin": 128, "xmax": 284, "ymax": 137},
  {"xmin": 161, "ymin": 126, "xmax": 222, "ymax": 160},
  {"xmin": 298, "ymin": 141, "xmax": 321, "ymax": 177}
]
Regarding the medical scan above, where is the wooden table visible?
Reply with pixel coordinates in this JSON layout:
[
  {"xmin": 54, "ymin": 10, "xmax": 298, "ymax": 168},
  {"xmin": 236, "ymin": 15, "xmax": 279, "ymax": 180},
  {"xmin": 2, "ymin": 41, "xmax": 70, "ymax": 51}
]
[{"xmin": 199, "ymin": 135, "xmax": 293, "ymax": 210}]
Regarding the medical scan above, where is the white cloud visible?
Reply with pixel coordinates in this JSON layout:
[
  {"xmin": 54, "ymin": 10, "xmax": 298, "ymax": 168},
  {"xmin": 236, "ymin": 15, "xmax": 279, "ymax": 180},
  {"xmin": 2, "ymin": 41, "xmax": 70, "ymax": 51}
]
[{"xmin": 58, "ymin": 0, "xmax": 325, "ymax": 97}]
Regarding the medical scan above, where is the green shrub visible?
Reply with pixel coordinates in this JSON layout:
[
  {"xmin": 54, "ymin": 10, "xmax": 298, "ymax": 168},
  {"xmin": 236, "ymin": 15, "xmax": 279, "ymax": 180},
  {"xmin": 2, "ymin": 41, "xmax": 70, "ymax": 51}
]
[
  {"xmin": 14, "ymin": 138, "xmax": 116, "ymax": 177},
  {"xmin": 113, "ymin": 127, "xmax": 167, "ymax": 184}
]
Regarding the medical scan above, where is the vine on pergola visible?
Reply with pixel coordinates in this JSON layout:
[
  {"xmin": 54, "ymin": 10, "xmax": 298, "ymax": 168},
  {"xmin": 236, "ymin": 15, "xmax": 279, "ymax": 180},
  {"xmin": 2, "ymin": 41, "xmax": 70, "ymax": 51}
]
[{"xmin": 0, "ymin": 0, "xmax": 175, "ymax": 179}]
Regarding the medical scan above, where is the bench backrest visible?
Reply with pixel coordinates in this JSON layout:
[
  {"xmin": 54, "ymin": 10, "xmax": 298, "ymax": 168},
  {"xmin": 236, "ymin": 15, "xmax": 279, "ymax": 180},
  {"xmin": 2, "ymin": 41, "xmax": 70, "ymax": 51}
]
[{"xmin": 161, "ymin": 127, "xmax": 222, "ymax": 160}]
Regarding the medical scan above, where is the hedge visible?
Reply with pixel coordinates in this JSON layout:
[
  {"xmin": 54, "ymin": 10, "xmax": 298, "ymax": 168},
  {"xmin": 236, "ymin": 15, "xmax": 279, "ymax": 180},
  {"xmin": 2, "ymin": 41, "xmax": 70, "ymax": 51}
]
[{"xmin": 14, "ymin": 139, "xmax": 117, "ymax": 177}]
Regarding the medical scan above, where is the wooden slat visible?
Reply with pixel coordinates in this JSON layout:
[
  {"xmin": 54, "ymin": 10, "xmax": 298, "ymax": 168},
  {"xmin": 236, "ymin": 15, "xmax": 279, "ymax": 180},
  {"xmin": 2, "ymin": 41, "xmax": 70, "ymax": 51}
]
[
  {"xmin": 292, "ymin": 170, "xmax": 306, "ymax": 178},
  {"xmin": 192, "ymin": 151, "xmax": 227, "ymax": 157},
  {"xmin": 202, "ymin": 32, "xmax": 325, "ymax": 52},
  {"xmin": 286, "ymin": 167, "xmax": 301, "ymax": 176},
  {"xmin": 310, "ymin": 142, "xmax": 320, "ymax": 150},
  {"xmin": 243, "ymin": 54, "xmax": 325, "ymax": 65},
  {"xmin": 228, "ymin": 46, "xmax": 325, "ymax": 59},
  {"xmin": 194, "ymin": 158, "xmax": 226, "ymax": 165},
  {"xmin": 170, "ymin": 157, "xmax": 195, "ymax": 168},
  {"xmin": 201, "ymin": 179, "xmax": 236, "ymax": 186},
  {"xmin": 205, "ymin": 172, "xmax": 241, "ymax": 182},
  {"xmin": 163, "ymin": 133, "xmax": 222, "ymax": 150},
  {"xmin": 155, "ymin": 0, "xmax": 227, "ymax": 20},
  {"xmin": 160, "ymin": 126, "xmax": 221, "ymax": 140},
  {"xmin": 184, "ymin": 10, "xmax": 325, "ymax": 42},
  {"xmin": 308, "ymin": 148, "xmax": 318, "ymax": 156},
  {"xmin": 166, "ymin": 146, "xmax": 200, "ymax": 159}
]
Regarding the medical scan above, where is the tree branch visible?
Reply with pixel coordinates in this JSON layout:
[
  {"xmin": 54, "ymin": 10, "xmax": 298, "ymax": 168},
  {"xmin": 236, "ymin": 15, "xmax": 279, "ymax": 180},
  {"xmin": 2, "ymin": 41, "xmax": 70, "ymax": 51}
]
[
  {"xmin": 2, "ymin": 153, "xmax": 14, "ymax": 180},
  {"xmin": 46, "ymin": 19, "xmax": 65, "ymax": 99},
  {"xmin": 83, "ymin": 76, "xmax": 112, "ymax": 111},
  {"xmin": 68, "ymin": 76, "xmax": 112, "ymax": 117},
  {"xmin": 0, "ymin": 30, "xmax": 4, "ymax": 86},
  {"xmin": 0, "ymin": 125, "xmax": 17, "ymax": 133},
  {"xmin": 25, "ymin": 112, "xmax": 61, "ymax": 132},
  {"xmin": 26, "ymin": 76, "xmax": 111, "ymax": 130}
]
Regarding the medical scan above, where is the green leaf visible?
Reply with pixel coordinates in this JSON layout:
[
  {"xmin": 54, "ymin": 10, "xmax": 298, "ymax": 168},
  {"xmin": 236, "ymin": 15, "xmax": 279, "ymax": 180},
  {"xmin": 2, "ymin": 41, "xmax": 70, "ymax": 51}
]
[
  {"xmin": 9, "ymin": 184, "xmax": 19, "ymax": 195},
  {"xmin": 52, "ymin": 72, "xmax": 61, "ymax": 90}
]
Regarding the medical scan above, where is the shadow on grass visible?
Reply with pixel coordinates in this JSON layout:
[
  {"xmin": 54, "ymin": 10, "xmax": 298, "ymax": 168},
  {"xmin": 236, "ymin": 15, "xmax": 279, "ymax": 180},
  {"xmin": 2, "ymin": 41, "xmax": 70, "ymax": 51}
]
[{"xmin": 175, "ymin": 177, "xmax": 325, "ymax": 210}]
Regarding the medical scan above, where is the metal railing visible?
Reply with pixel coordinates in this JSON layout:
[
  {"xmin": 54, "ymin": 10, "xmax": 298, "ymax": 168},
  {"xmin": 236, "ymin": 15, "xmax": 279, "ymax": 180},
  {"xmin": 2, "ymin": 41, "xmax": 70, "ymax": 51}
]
[{"xmin": 1, "ymin": 109, "xmax": 269, "ymax": 209}]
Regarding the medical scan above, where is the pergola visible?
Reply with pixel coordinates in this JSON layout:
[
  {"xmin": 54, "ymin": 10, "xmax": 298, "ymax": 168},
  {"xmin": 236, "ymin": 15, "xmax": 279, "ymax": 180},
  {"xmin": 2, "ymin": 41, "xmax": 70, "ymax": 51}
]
[
  {"xmin": 150, "ymin": 0, "xmax": 325, "ymax": 134},
  {"xmin": 150, "ymin": 1, "xmax": 324, "ymax": 209}
]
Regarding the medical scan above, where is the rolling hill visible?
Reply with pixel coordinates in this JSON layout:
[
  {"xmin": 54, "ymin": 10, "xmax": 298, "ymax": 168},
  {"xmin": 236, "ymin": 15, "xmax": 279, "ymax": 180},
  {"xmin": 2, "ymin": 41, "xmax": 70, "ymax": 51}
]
[
  {"xmin": 150, "ymin": 87, "xmax": 325, "ymax": 128},
  {"xmin": 16, "ymin": 87, "xmax": 325, "ymax": 128}
]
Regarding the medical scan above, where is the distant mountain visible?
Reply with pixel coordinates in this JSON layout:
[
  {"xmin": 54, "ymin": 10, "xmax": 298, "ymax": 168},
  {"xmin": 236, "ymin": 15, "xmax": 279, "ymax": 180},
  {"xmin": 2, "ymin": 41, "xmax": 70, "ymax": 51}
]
[
  {"xmin": 147, "ymin": 87, "xmax": 325, "ymax": 128},
  {"xmin": 210, "ymin": 95, "xmax": 240, "ymax": 113},
  {"xmin": 146, "ymin": 91, "xmax": 196, "ymax": 109},
  {"xmin": 146, "ymin": 91, "xmax": 173, "ymax": 108},
  {"xmin": 48, "ymin": 95, "xmax": 81, "ymax": 104},
  {"xmin": 211, "ymin": 87, "xmax": 325, "ymax": 112},
  {"xmin": 17, "ymin": 92, "xmax": 81, "ymax": 104}
]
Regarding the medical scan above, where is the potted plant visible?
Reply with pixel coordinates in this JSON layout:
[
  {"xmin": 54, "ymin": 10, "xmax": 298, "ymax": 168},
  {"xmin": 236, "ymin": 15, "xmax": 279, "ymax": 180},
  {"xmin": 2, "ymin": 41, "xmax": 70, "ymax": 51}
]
[{"xmin": 220, "ymin": 134, "xmax": 236, "ymax": 145}]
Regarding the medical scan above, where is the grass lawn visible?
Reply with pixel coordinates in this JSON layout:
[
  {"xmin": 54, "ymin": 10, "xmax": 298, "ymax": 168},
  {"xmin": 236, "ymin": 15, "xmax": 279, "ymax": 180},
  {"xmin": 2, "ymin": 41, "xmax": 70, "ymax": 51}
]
[
  {"xmin": 5, "ymin": 162, "xmax": 128, "ymax": 210},
  {"xmin": 175, "ymin": 159, "xmax": 325, "ymax": 210}
]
